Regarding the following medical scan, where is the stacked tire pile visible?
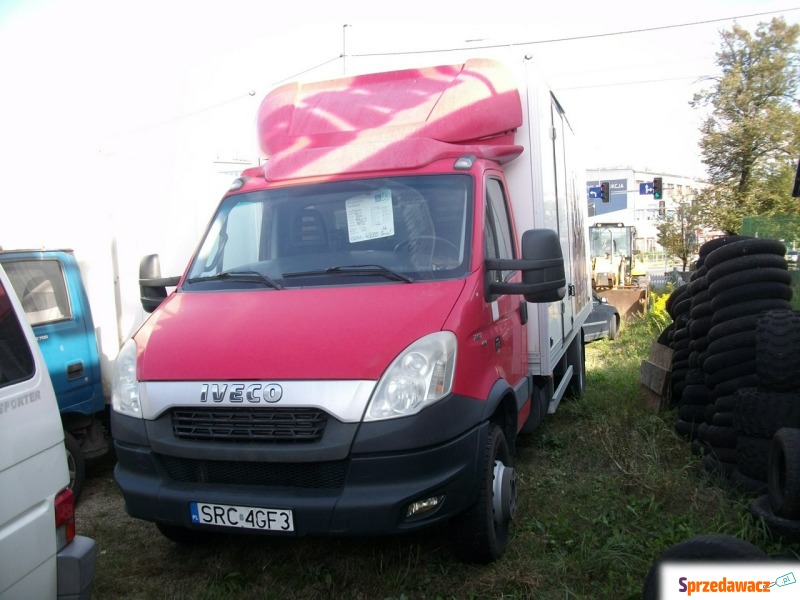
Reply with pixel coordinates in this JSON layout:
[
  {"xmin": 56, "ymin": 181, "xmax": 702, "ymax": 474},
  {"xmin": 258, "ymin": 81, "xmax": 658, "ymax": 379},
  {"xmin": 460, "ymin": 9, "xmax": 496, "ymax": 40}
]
[
  {"xmin": 668, "ymin": 236, "xmax": 750, "ymax": 447},
  {"xmin": 663, "ymin": 237, "xmax": 796, "ymax": 496},
  {"xmin": 699, "ymin": 237, "xmax": 792, "ymax": 487}
]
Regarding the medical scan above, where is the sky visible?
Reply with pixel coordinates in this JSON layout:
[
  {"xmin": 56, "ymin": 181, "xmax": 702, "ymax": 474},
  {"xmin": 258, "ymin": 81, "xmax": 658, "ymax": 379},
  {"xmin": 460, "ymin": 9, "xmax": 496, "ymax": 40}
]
[{"xmin": 1, "ymin": 0, "xmax": 800, "ymax": 256}]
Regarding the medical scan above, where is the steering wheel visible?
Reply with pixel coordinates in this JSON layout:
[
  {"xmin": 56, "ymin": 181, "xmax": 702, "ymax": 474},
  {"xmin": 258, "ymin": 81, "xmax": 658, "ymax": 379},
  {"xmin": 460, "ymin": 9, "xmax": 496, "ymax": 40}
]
[
  {"xmin": 394, "ymin": 236, "xmax": 461, "ymax": 271},
  {"xmin": 394, "ymin": 236, "xmax": 459, "ymax": 255}
]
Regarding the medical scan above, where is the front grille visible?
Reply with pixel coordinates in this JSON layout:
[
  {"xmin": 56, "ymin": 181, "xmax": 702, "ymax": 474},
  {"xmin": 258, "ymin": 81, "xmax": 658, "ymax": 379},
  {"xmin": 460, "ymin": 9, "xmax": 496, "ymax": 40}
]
[
  {"xmin": 171, "ymin": 407, "xmax": 327, "ymax": 443},
  {"xmin": 157, "ymin": 455, "xmax": 348, "ymax": 488}
]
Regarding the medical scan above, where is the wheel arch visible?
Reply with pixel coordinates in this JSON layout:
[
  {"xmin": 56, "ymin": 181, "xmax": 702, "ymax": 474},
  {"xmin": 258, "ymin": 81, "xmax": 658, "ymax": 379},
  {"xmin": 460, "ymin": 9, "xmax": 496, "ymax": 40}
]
[{"xmin": 482, "ymin": 378, "xmax": 525, "ymax": 457}]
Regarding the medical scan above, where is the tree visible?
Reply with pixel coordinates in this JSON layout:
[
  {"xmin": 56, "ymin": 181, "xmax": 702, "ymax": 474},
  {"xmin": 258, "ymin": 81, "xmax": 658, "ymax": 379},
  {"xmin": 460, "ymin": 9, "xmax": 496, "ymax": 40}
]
[
  {"xmin": 691, "ymin": 17, "xmax": 800, "ymax": 234},
  {"xmin": 656, "ymin": 193, "xmax": 703, "ymax": 271}
]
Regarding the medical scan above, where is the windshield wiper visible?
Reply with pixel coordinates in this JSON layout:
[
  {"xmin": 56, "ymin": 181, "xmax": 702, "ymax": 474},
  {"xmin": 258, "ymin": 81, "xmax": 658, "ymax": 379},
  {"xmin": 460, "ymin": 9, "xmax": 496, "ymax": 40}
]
[
  {"xmin": 186, "ymin": 270, "xmax": 284, "ymax": 289},
  {"xmin": 282, "ymin": 264, "xmax": 413, "ymax": 283}
]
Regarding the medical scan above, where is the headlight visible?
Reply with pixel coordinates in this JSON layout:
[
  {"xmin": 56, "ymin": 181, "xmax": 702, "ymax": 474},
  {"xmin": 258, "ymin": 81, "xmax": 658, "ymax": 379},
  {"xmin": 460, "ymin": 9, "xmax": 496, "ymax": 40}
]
[
  {"xmin": 111, "ymin": 338, "xmax": 142, "ymax": 417},
  {"xmin": 365, "ymin": 332, "xmax": 457, "ymax": 421}
]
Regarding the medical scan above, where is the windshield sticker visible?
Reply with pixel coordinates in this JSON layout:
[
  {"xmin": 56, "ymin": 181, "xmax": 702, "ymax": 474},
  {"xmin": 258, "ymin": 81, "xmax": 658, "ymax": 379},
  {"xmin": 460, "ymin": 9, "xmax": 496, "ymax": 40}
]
[{"xmin": 345, "ymin": 189, "xmax": 395, "ymax": 243}]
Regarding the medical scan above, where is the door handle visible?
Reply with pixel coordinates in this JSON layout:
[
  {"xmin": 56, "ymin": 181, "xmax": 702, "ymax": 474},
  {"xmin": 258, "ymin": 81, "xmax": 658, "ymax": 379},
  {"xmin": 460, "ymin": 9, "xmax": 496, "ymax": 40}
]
[{"xmin": 67, "ymin": 361, "xmax": 84, "ymax": 380}]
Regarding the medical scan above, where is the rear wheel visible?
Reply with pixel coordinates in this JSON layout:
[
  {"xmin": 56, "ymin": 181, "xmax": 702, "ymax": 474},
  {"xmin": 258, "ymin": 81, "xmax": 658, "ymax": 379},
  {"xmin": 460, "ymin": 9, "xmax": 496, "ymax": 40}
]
[
  {"xmin": 565, "ymin": 332, "xmax": 586, "ymax": 398},
  {"xmin": 63, "ymin": 431, "xmax": 85, "ymax": 504},
  {"xmin": 451, "ymin": 423, "xmax": 515, "ymax": 563}
]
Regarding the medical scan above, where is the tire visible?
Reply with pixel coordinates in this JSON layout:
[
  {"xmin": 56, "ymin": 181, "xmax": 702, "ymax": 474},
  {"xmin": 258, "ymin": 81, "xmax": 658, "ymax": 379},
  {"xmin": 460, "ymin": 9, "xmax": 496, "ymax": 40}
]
[
  {"xmin": 705, "ymin": 238, "xmax": 786, "ymax": 270},
  {"xmin": 698, "ymin": 424, "xmax": 738, "ymax": 449},
  {"xmin": 708, "ymin": 314, "xmax": 762, "ymax": 342},
  {"xmin": 710, "ymin": 281, "xmax": 792, "ymax": 312},
  {"xmin": 703, "ymin": 454, "xmax": 738, "ymax": 478},
  {"xmin": 673, "ymin": 297, "xmax": 692, "ymax": 318},
  {"xmin": 712, "ymin": 374, "xmax": 759, "ymax": 398},
  {"xmin": 63, "ymin": 431, "xmax": 85, "ymax": 504},
  {"xmin": 702, "ymin": 347, "xmax": 756, "ymax": 374},
  {"xmin": 734, "ymin": 388, "xmax": 800, "ymax": 439},
  {"xmin": 642, "ymin": 534, "xmax": 768, "ymax": 600},
  {"xmin": 690, "ymin": 300, "xmax": 713, "ymax": 319},
  {"xmin": 699, "ymin": 235, "xmax": 751, "ymax": 259},
  {"xmin": 666, "ymin": 285, "xmax": 688, "ymax": 318},
  {"xmin": 712, "ymin": 394, "xmax": 736, "ymax": 413},
  {"xmin": 607, "ymin": 315, "xmax": 618, "ymax": 341},
  {"xmin": 750, "ymin": 494, "xmax": 800, "ymax": 542},
  {"xmin": 729, "ymin": 468, "xmax": 768, "ymax": 496},
  {"xmin": 679, "ymin": 383, "xmax": 711, "ymax": 406},
  {"xmin": 708, "ymin": 265, "xmax": 791, "ymax": 297},
  {"xmin": 706, "ymin": 360, "xmax": 757, "ymax": 388},
  {"xmin": 711, "ymin": 299, "xmax": 793, "ymax": 326},
  {"xmin": 674, "ymin": 418, "xmax": 700, "ymax": 440},
  {"xmin": 689, "ymin": 315, "xmax": 713, "ymax": 340},
  {"xmin": 711, "ymin": 410, "xmax": 733, "ymax": 427},
  {"xmin": 707, "ymin": 445, "xmax": 738, "ymax": 464},
  {"xmin": 679, "ymin": 403, "xmax": 708, "ymax": 422},
  {"xmin": 707, "ymin": 330, "xmax": 757, "ymax": 356},
  {"xmin": 768, "ymin": 428, "xmax": 800, "ymax": 520},
  {"xmin": 565, "ymin": 333, "xmax": 586, "ymax": 399},
  {"xmin": 521, "ymin": 381, "xmax": 548, "ymax": 435},
  {"xmin": 736, "ymin": 435, "xmax": 771, "ymax": 482},
  {"xmin": 451, "ymin": 423, "xmax": 515, "ymax": 563},
  {"xmin": 706, "ymin": 253, "xmax": 786, "ymax": 285},
  {"xmin": 756, "ymin": 309, "xmax": 800, "ymax": 393}
]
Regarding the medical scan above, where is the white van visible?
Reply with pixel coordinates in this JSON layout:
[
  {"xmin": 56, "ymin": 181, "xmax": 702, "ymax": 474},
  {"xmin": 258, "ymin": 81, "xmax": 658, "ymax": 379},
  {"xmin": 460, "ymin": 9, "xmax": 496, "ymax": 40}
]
[{"xmin": 0, "ymin": 263, "xmax": 96, "ymax": 599}]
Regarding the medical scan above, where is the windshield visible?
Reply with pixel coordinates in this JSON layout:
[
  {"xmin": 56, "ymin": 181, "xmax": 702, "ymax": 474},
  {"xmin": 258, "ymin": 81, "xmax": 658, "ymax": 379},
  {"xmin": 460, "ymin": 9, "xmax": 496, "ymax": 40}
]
[
  {"xmin": 185, "ymin": 175, "xmax": 473, "ymax": 289},
  {"xmin": 590, "ymin": 226, "xmax": 630, "ymax": 258}
]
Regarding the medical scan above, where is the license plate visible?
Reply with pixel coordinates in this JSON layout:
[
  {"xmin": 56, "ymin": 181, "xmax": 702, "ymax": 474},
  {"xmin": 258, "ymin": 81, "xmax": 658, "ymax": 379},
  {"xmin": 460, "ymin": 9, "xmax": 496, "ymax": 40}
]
[{"xmin": 190, "ymin": 502, "xmax": 294, "ymax": 532}]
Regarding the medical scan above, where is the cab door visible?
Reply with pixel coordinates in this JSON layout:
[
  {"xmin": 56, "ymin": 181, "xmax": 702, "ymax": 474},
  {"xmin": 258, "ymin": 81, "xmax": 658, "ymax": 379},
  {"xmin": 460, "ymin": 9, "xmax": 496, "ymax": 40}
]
[
  {"xmin": 1, "ymin": 254, "xmax": 102, "ymax": 415},
  {"xmin": 482, "ymin": 174, "xmax": 528, "ymax": 388}
]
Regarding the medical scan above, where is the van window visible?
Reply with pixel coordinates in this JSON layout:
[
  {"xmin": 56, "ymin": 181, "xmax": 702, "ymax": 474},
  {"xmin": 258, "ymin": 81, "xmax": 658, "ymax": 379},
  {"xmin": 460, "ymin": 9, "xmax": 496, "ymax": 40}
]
[
  {"xmin": 3, "ymin": 260, "xmax": 72, "ymax": 326},
  {"xmin": 185, "ymin": 175, "xmax": 474, "ymax": 288},
  {"xmin": 0, "ymin": 278, "xmax": 35, "ymax": 387}
]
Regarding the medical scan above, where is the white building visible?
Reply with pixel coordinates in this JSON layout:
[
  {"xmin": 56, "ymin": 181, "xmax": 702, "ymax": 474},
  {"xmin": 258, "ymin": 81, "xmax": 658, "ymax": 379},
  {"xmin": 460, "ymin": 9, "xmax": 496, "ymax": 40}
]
[{"xmin": 586, "ymin": 167, "xmax": 708, "ymax": 256}]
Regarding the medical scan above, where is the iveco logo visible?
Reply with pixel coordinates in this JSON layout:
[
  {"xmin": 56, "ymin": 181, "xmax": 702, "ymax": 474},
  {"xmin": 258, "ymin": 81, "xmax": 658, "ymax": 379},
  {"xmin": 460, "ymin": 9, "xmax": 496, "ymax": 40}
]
[{"xmin": 200, "ymin": 383, "xmax": 283, "ymax": 403}]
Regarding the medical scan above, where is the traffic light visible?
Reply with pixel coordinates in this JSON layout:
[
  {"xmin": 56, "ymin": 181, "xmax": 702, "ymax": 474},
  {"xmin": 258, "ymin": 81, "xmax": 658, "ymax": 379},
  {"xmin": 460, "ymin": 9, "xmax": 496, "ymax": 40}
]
[
  {"xmin": 600, "ymin": 182, "xmax": 610, "ymax": 203},
  {"xmin": 653, "ymin": 177, "xmax": 663, "ymax": 200}
]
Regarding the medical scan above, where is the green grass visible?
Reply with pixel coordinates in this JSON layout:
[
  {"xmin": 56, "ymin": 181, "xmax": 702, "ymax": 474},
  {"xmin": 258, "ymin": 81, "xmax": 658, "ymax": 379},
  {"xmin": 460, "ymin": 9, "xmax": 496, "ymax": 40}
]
[{"xmin": 78, "ymin": 297, "xmax": 799, "ymax": 599}]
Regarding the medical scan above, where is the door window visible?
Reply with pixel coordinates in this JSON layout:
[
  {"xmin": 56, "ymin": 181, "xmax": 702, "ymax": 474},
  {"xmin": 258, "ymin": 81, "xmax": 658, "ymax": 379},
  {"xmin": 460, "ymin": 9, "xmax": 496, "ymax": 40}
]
[
  {"xmin": 485, "ymin": 177, "xmax": 515, "ymax": 283},
  {"xmin": 0, "ymin": 278, "xmax": 35, "ymax": 387},
  {"xmin": 3, "ymin": 260, "xmax": 72, "ymax": 326}
]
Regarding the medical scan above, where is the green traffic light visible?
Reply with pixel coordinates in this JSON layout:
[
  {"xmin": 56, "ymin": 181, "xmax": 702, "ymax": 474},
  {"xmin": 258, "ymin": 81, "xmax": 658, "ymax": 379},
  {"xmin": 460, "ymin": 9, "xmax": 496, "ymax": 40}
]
[{"xmin": 653, "ymin": 177, "xmax": 663, "ymax": 200}]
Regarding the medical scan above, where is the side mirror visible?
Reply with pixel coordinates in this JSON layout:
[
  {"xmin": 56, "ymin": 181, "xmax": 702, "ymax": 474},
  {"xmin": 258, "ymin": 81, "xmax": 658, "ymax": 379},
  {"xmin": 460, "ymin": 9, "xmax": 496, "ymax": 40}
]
[
  {"xmin": 485, "ymin": 228, "xmax": 566, "ymax": 303},
  {"xmin": 139, "ymin": 254, "xmax": 180, "ymax": 313}
]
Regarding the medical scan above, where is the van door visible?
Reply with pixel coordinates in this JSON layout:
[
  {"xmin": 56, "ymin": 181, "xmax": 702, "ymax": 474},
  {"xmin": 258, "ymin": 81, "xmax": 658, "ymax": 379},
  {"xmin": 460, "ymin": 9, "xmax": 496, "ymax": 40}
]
[
  {"xmin": 2, "ymin": 256, "xmax": 101, "ymax": 414},
  {"xmin": 0, "ymin": 268, "xmax": 68, "ymax": 600}
]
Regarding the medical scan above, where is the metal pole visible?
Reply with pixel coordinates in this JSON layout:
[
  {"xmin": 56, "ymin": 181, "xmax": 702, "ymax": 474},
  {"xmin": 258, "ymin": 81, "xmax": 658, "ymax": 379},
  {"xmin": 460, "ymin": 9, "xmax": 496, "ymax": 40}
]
[{"xmin": 342, "ymin": 24, "xmax": 351, "ymax": 75}]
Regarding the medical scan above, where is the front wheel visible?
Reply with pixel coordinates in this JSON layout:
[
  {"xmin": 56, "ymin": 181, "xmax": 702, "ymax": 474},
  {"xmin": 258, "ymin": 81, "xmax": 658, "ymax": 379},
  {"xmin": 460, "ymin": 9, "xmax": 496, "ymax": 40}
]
[
  {"xmin": 607, "ymin": 316, "xmax": 618, "ymax": 341},
  {"xmin": 450, "ymin": 423, "xmax": 515, "ymax": 563}
]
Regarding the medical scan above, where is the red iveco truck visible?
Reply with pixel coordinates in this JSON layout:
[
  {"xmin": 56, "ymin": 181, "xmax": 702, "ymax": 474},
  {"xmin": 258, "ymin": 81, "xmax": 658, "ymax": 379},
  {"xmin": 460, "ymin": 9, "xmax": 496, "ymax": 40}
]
[{"xmin": 111, "ymin": 56, "xmax": 590, "ymax": 563}]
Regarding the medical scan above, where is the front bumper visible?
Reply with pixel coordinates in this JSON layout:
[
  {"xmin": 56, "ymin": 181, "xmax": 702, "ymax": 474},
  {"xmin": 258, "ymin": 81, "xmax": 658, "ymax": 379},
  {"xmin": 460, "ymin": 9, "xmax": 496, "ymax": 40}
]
[{"xmin": 113, "ymin": 419, "xmax": 488, "ymax": 536}]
